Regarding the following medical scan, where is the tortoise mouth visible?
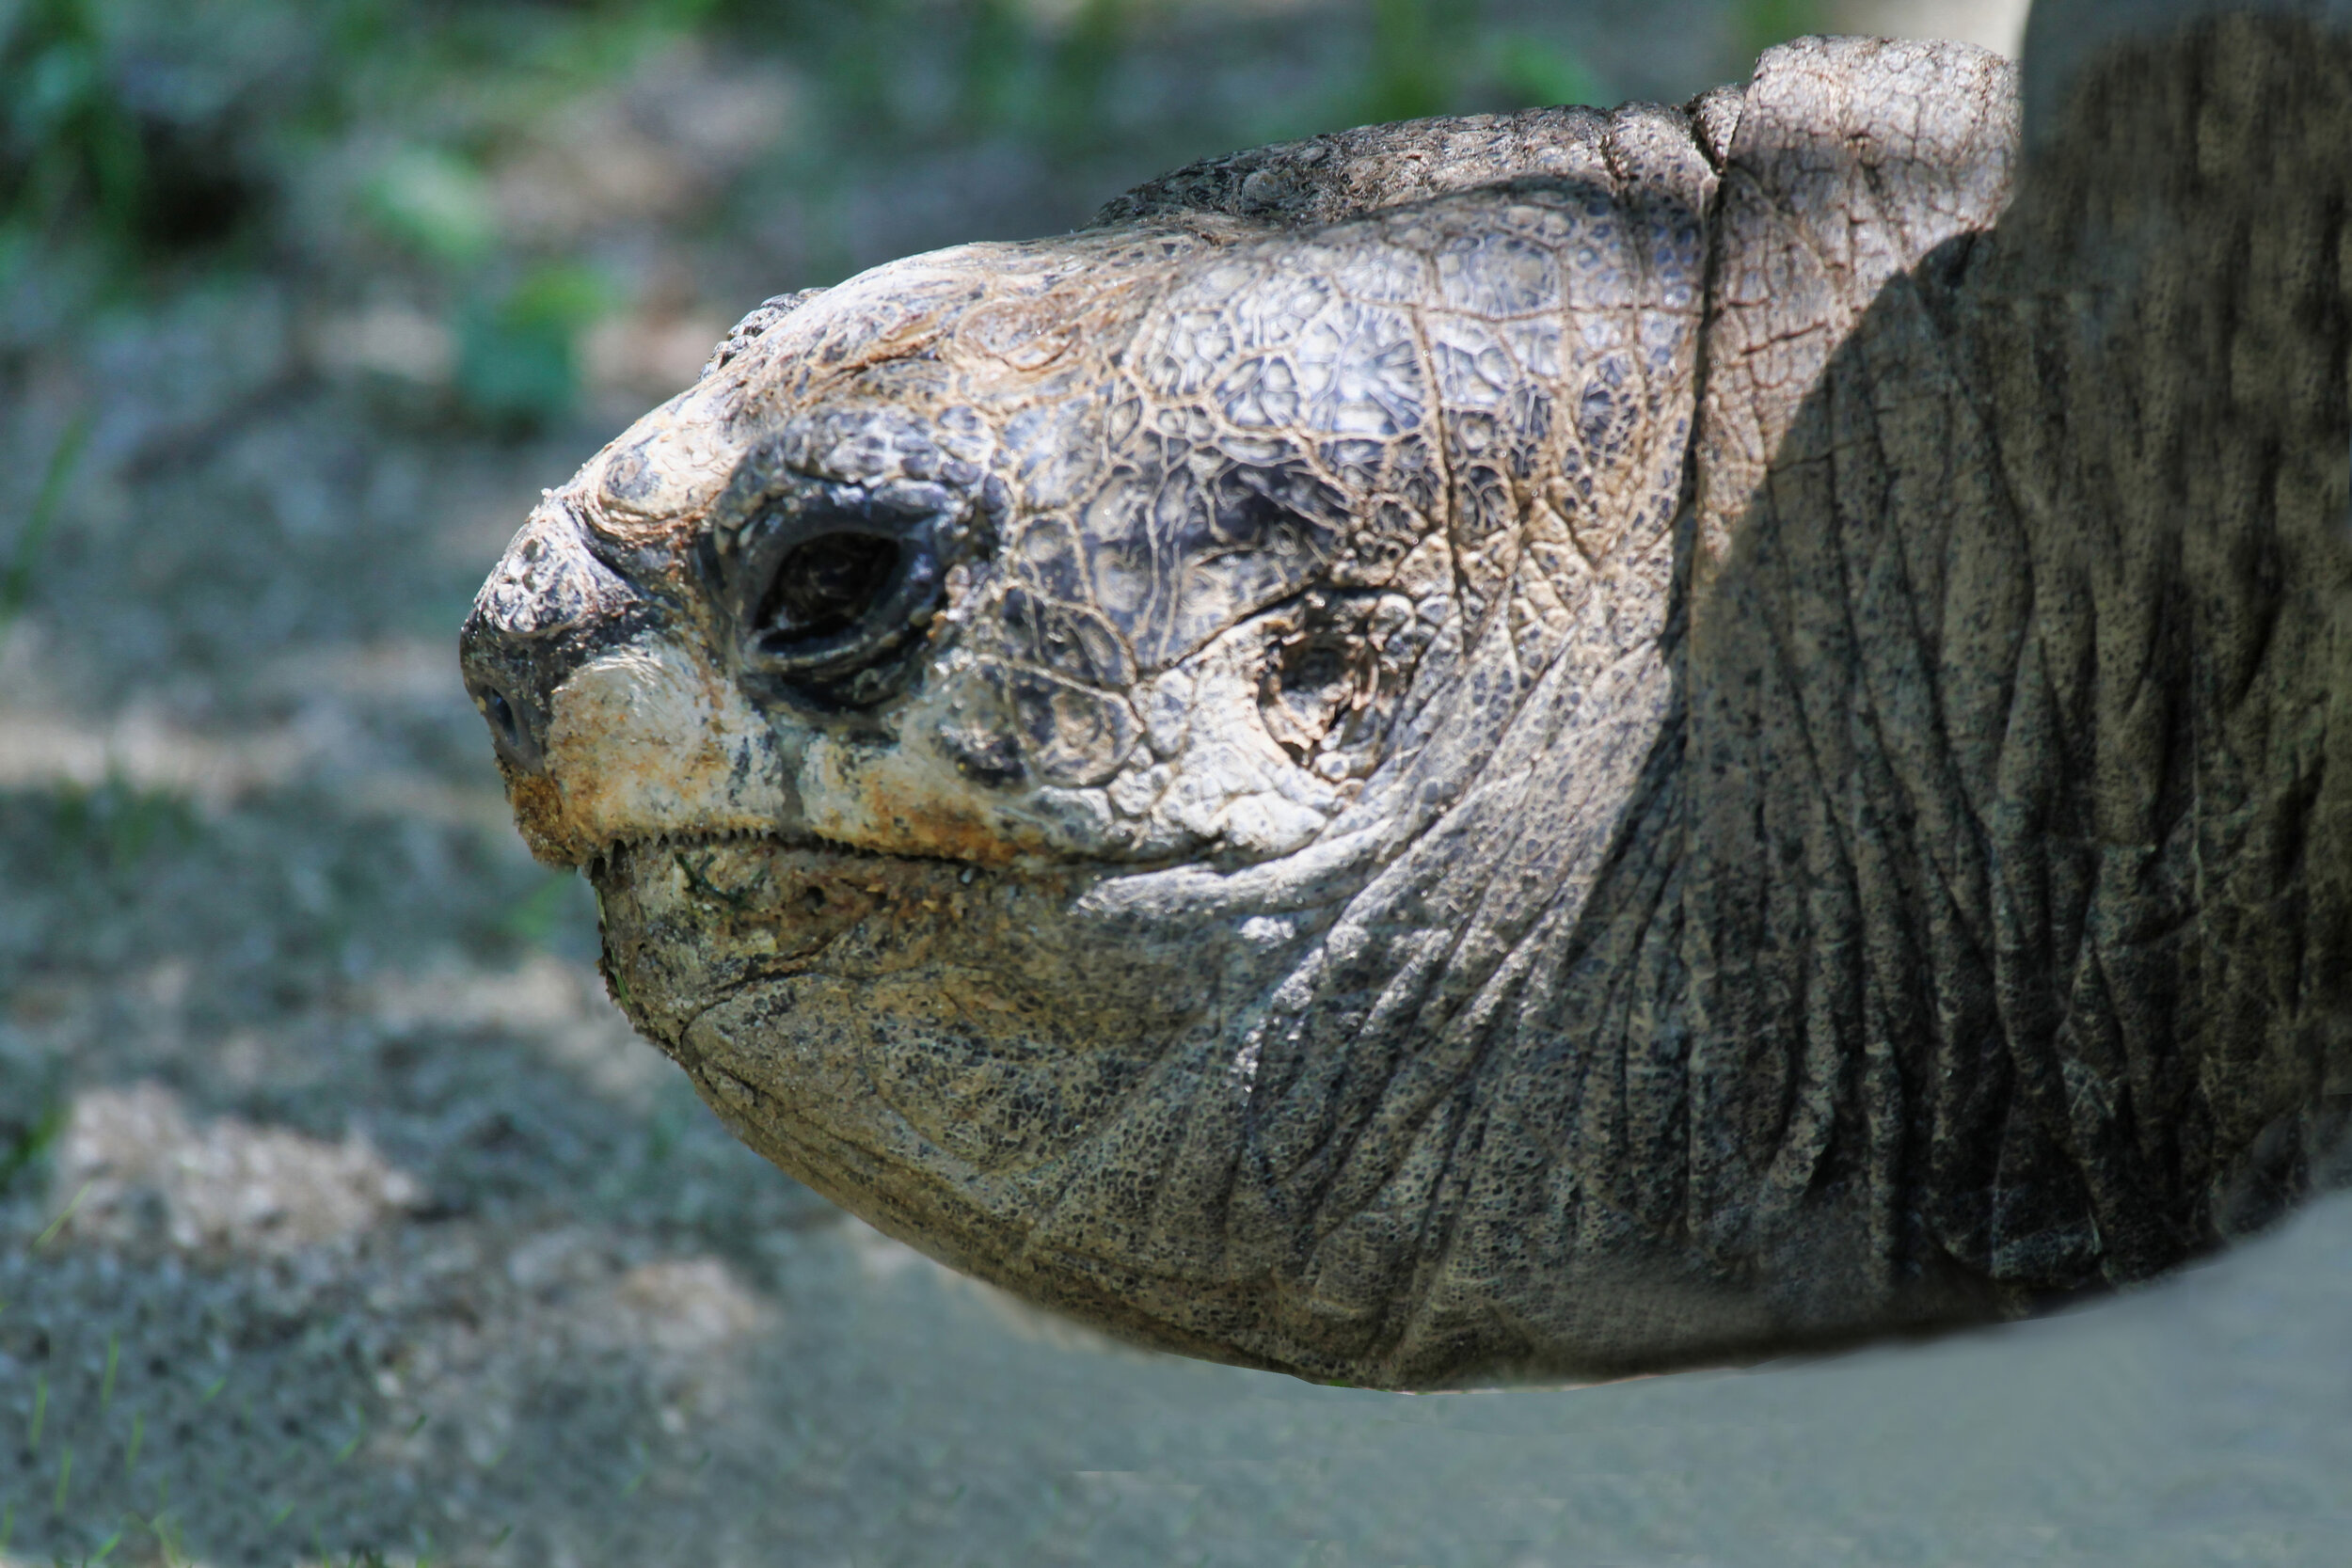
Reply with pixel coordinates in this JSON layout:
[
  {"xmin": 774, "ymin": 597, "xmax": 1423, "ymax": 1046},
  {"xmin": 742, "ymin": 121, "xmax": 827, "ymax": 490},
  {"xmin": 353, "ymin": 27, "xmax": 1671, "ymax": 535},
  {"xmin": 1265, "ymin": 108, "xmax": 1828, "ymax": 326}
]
[
  {"xmin": 585, "ymin": 826, "xmax": 820, "ymax": 882},
  {"xmin": 586, "ymin": 826, "xmax": 1032, "ymax": 1047},
  {"xmin": 583, "ymin": 824, "xmax": 965, "ymax": 879},
  {"xmin": 586, "ymin": 829, "xmax": 973, "ymax": 926},
  {"xmin": 587, "ymin": 829, "xmax": 993, "ymax": 938}
]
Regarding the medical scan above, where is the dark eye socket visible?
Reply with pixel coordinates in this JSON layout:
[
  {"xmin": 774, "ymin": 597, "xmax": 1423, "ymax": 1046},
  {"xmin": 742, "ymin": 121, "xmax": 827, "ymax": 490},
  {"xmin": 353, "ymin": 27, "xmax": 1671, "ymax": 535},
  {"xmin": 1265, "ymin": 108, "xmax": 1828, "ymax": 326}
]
[
  {"xmin": 718, "ymin": 467, "xmax": 961, "ymax": 708},
  {"xmin": 755, "ymin": 532, "xmax": 900, "ymax": 641}
]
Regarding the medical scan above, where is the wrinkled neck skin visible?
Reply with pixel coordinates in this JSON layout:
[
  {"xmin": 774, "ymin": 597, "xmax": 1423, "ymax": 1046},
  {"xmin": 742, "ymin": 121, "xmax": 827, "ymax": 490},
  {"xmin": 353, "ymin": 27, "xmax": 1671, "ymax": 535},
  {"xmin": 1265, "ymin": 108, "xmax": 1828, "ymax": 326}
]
[{"xmin": 469, "ymin": 18, "xmax": 2352, "ymax": 1386}]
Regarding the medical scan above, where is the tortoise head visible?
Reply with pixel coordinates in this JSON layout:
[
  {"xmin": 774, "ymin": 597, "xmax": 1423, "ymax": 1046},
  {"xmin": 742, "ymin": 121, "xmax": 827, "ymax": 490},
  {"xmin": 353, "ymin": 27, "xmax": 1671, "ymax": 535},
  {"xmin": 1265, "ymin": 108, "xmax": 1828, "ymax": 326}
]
[
  {"xmin": 461, "ymin": 223, "xmax": 1431, "ymax": 873},
  {"xmin": 457, "ymin": 109, "xmax": 1720, "ymax": 1377}
]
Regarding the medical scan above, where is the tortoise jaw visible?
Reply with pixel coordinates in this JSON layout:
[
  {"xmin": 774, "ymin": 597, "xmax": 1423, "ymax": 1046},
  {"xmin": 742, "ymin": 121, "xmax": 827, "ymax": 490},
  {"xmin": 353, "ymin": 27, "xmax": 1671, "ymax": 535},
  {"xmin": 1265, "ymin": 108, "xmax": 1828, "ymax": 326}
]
[{"xmin": 585, "ymin": 829, "xmax": 1023, "ymax": 1053}]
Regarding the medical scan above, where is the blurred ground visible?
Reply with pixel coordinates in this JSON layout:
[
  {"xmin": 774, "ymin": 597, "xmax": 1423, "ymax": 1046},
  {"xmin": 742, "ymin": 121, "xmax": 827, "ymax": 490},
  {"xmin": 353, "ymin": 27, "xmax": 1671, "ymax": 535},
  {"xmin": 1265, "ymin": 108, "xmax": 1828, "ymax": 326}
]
[{"xmin": 15, "ymin": 1, "xmax": 2350, "ymax": 1564}]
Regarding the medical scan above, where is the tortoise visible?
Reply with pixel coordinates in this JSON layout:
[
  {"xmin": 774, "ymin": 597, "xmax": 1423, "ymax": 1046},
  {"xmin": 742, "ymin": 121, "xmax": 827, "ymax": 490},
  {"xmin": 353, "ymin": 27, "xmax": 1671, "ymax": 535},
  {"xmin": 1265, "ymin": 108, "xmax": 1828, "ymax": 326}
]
[{"xmin": 460, "ymin": 0, "xmax": 2352, "ymax": 1386}]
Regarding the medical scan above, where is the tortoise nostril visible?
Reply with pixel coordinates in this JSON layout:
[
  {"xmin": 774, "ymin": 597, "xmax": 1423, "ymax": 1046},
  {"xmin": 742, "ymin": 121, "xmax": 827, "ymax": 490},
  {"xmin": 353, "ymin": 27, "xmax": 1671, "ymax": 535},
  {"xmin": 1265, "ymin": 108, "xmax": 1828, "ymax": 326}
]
[
  {"xmin": 469, "ymin": 678, "xmax": 545, "ymax": 772},
  {"xmin": 460, "ymin": 499, "xmax": 638, "ymax": 776},
  {"xmin": 483, "ymin": 688, "xmax": 520, "ymax": 746}
]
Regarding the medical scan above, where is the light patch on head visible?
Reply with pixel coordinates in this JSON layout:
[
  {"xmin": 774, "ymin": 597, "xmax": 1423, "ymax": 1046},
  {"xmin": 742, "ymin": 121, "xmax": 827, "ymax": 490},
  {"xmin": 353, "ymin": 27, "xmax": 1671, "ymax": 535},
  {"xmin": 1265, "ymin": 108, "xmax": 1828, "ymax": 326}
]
[
  {"xmin": 533, "ymin": 639, "xmax": 793, "ymax": 859},
  {"xmin": 792, "ymin": 693, "xmax": 1110, "ymax": 864},
  {"xmin": 1118, "ymin": 644, "xmax": 1341, "ymax": 858},
  {"xmin": 582, "ymin": 243, "xmax": 1104, "ymax": 542},
  {"xmin": 589, "ymin": 381, "xmax": 753, "ymax": 537},
  {"xmin": 796, "ymin": 732, "xmax": 1037, "ymax": 863},
  {"xmin": 1092, "ymin": 591, "xmax": 1426, "ymax": 861}
]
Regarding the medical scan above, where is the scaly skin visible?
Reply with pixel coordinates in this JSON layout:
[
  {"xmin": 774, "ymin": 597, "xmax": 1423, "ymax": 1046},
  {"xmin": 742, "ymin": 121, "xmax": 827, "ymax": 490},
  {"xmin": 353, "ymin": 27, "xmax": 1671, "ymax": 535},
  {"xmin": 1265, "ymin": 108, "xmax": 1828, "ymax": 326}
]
[{"xmin": 462, "ymin": 21, "xmax": 2352, "ymax": 1386}]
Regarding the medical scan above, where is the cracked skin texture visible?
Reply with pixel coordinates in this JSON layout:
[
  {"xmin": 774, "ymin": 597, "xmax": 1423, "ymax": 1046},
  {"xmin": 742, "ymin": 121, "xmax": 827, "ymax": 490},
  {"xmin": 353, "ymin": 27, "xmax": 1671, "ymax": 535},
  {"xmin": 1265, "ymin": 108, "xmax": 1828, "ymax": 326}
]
[{"xmin": 462, "ymin": 21, "xmax": 2352, "ymax": 1386}]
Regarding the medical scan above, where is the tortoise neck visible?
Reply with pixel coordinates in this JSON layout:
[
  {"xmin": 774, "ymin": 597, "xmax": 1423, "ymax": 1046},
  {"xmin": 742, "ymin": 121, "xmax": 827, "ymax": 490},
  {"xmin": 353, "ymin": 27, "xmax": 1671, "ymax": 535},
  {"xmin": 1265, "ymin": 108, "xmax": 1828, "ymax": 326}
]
[
  {"xmin": 1963, "ymin": 11, "xmax": 2352, "ymax": 1249},
  {"xmin": 1673, "ymin": 15, "xmax": 2352, "ymax": 1304}
]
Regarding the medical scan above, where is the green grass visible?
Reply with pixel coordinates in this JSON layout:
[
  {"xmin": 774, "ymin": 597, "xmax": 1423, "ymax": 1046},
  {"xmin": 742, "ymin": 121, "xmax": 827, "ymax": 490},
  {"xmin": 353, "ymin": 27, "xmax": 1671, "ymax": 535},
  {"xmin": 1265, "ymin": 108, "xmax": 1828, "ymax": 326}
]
[
  {"xmin": 360, "ymin": 148, "xmax": 497, "ymax": 269},
  {"xmin": 44, "ymin": 774, "xmax": 199, "ymax": 874},
  {"xmin": 494, "ymin": 872, "xmax": 581, "ymax": 947},
  {"xmin": 0, "ymin": 1097, "xmax": 64, "ymax": 1199},
  {"xmin": 0, "ymin": 408, "xmax": 92, "ymax": 635},
  {"xmin": 0, "ymin": 1280, "xmax": 460, "ymax": 1568},
  {"xmin": 1489, "ymin": 34, "xmax": 1604, "ymax": 109},
  {"xmin": 1362, "ymin": 0, "xmax": 1463, "ymax": 122},
  {"xmin": 0, "ymin": 0, "xmax": 146, "ymax": 246},
  {"xmin": 1, "ymin": 0, "xmax": 718, "ymax": 427}
]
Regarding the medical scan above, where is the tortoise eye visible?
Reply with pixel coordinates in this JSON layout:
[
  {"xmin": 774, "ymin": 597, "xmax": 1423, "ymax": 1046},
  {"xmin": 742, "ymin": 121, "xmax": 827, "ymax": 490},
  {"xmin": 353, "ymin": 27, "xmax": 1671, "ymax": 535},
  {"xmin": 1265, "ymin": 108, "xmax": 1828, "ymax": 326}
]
[
  {"xmin": 720, "ymin": 480, "xmax": 949, "ymax": 708},
  {"xmin": 755, "ymin": 532, "xmax": 901, "ymax": 643}
]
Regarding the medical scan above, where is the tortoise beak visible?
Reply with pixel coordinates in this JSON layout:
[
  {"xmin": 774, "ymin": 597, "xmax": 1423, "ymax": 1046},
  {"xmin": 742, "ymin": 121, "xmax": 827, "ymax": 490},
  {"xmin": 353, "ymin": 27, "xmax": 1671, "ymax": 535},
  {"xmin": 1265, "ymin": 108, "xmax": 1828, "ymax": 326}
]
[{"xmin": 459, "ymin": 498, "xmax": 651, "ymax": 779}]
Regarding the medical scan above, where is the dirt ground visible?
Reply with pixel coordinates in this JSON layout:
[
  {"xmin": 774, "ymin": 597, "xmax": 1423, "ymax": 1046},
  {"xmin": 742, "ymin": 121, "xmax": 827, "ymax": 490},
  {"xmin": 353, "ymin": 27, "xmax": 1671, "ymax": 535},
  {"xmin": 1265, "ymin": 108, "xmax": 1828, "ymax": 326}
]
[{"xmin": 14, "ymin": 1, "xmax": 2352, "ymax": 1563}]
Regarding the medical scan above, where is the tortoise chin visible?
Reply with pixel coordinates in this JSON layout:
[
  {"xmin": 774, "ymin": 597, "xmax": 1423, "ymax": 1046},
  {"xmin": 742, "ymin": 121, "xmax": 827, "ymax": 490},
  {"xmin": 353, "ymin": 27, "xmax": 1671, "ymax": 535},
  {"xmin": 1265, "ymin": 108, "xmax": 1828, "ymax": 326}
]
[{"xmin": 588, "ymin": 829, "xmax": 1345, "ymax": 1347}]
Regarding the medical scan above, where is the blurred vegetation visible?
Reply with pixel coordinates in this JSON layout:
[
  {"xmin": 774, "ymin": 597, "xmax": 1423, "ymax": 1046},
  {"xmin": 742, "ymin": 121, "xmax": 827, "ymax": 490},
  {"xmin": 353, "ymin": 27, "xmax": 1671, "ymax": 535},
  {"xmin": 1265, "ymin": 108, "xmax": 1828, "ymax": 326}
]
[
  {"xmin": 0, "ymin": 0, "xmax": 1821, "ymax": 434},
  {"xmin": 454, "ymin": 263, "xmax": 617, "ymax": 428},
  {"xmin": 43, "ymin": 772, "xmax": 199, "ymax": 872},
  {"xmin": 0, "ymin": 1087, "xmax": 63, "ymax": 1197},
  {"xmin": 1733, "ymin": 0, "xmax": 1829, "ymax": 60},
  {"xmin": 0, "ymin": 404, "xmax": 88, "ymax": 631}
]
